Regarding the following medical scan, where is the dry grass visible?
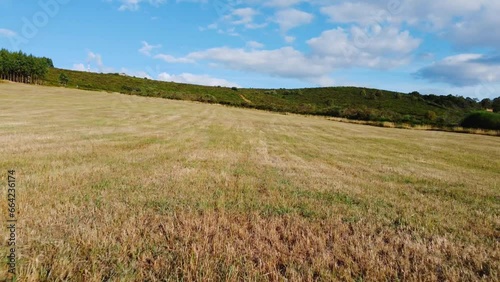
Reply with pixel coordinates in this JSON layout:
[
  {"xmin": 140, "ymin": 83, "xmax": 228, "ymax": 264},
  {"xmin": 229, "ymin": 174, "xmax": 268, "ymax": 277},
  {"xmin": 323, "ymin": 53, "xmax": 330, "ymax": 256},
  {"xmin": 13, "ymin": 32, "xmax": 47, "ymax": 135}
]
[{"xmin": 0, "ymin": 83, "xmax": 499, "ymax": 281}]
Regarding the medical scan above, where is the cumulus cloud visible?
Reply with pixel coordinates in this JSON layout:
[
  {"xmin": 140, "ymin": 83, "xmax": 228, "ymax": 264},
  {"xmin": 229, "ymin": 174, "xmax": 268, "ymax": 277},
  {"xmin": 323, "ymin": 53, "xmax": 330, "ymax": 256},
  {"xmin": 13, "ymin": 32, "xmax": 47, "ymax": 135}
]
[
  {"xmin": 219, "ymin": 7, "xmax": 267, "ymax": 29},
  {"xmin": 154, "ymin": 54, "xmax": 194, "ymax": 63},
  {"xmin": 229, "ymin": 8, "xmax": 257, "ymax": 25},
  {"xmin": 157, "ymin": 72, "xmax": 240, "ymax": 87},
  {"xmin": 246, "ymin": 40, "xmax": 264, "ymax": 49},
  {"xmin": 274, "ymin": 8, "xmax": 314, "ymax": 32},
  {"xmin": 415, "ymin": 54, "xmax": 500, "ymax": 86},
  {"xmin": 152, "ymin": 24, "xmax": 420, "ymax": 86},
  {"xmin": 320, "ymin": 3, "xmax": 382, "ymax": 25},
  {"xmin": 319, "ymin": 0, "xmax": 500, "ymax": 49}
]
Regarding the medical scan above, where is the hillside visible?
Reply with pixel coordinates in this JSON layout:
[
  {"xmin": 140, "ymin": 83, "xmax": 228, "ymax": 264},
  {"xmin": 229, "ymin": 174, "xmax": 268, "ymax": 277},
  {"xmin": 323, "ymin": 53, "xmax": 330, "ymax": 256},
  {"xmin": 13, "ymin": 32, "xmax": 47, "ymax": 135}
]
[
  {"xmin": 44, "ymin": 68, "xmax": 483, "ymax": 127},
  {"xmin": 0, "ymin": 83, "xmax": 498, "ymax": 280}
]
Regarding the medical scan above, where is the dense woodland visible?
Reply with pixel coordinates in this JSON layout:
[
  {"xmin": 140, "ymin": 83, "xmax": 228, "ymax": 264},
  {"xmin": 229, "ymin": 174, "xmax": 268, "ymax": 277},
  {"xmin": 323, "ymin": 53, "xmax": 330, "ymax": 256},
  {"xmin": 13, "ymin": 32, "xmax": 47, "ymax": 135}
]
[{"xmin": 0, "ymin": 49, "xmax": 53, "ymax": 84}]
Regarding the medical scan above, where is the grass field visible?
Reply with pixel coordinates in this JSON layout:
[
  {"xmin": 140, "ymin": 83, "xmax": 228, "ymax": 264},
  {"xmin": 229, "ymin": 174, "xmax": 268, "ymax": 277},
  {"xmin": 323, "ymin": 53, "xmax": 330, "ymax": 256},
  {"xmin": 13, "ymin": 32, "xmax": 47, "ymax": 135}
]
[{"xmin": 0, "ymin": 83, "xmax": 499, "ymax": 281}]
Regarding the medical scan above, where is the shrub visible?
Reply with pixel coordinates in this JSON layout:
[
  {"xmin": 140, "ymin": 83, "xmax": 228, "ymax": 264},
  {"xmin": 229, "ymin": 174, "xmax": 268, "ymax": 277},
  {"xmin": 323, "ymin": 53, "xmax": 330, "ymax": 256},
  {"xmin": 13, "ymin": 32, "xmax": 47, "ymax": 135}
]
[
  {"xmin": 426, "ymin": 111, "xmax": 437, "ymax": 121},
  {"xmin": 461, "ymin": 111, "xmax": 500, "ymax": 130},
  {"xmin": 59, "ymin": 73, "xmax": 69, "ymax": 86},
  {"xmin": 366, "ymin": 92, "xmax": 376, "ymax": 100},
  {"xmin": 197, "ymin": 94, "xmax": 217, "ymax": 103}
]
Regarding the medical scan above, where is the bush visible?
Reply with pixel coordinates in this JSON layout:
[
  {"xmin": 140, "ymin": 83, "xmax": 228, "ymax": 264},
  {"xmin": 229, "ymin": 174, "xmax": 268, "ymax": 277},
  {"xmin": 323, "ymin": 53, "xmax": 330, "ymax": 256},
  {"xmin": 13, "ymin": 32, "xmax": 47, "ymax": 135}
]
[
  {"xmin": 461, "ymin": 111, "xmax": 500, "ymax": 130},
  {"xmin": 59, "ymin": 73, "xmax": 69, "ymax": 85},
  {"xmin": 426, "ymin": 111, "xmax": 437, "ymax": 121},
  {"xmin": 197, "ymin": 94, "xmax": 217, "ymax": 103}
]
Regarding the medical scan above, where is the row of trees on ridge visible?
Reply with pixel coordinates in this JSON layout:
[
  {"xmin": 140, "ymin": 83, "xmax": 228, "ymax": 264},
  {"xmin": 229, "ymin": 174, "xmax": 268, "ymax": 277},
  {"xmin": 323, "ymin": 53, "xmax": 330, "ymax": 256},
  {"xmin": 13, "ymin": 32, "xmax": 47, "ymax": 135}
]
[{"xmin": 0, "ymin": 49, "xmax": 53, "ymax": 84}]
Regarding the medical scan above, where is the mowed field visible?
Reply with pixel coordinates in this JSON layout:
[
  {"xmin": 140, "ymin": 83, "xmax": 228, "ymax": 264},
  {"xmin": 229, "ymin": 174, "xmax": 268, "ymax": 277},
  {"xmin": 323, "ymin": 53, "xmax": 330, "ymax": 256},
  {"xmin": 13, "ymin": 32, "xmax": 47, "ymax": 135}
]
[{"xmin": 0, "ymin": 82, "xmax": 499, "ymax": 281}]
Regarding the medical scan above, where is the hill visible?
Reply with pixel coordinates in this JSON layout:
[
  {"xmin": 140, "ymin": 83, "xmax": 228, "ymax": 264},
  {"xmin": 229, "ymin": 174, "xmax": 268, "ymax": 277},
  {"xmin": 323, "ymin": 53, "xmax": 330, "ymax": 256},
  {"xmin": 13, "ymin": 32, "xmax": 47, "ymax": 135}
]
[{"xmin": 43, "ymin": 68, "xmax": 485, "ymax": 127}]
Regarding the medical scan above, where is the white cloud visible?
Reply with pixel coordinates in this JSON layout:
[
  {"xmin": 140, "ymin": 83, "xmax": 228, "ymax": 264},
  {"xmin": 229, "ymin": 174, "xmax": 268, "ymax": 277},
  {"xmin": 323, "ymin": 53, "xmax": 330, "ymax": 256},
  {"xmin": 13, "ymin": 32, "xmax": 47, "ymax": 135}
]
[
  {"xmin": 76, "ymin": 51, "xmax": 114, "ymax": 73},
  {"xmin": 154, "ymin": 54, "xmax": 194, "ymax": 63},
  {"xmin": 246, "ymin": 40, "xmax": 264, "ymax": 49},
  {"xmin": 320, "ymin": 3, "xmax": 381, "ymax": 25},
  {"xmin": 0, "ymin": 28, "xmax": 16, "ymax": 37},
  {"xmin": 274, "ymin": 8, "xmax": 313, "ymax": 32},
  {"xmin": 306, "ymin": 26, "xmax": 420, "ymax": 68},
  {"xmin": 230, "ymin": 8, "xmax": 258, "ymax": 25},
  {"xmin": 116, "ymin": 0, "xmax": 165, "ymax": 11},
  {"xmin": 157, "ymin": 72, "xmax": 240, "ymax": 87},
  {"xmin": 87, "ymin": 51, "xmax": 103, "ymax": 69},
  {"xmin": 151, "ymin": 24, "xmax": 420, "ymax": 86},
  {"xmin": 415, "ymin": 54, "xmax": 500, "ymax": 86},
  {"xmin": 264, "ymin": 0, "xmax": 304, "ymax": 8},
  {"xmin": 319, "ymin": 0, "xmax": 500, "ymax": 49},
  {"xmin": 284, "ymin": 36, "xmax": 295, "ymax": 43},
  {"xmin": 139, "ymin": 41, "xmax": 161, "ymax": 56},
  {"xmin": 72, "ymin": 63, "xmax": 87, "ymax": 71},
  {"xmin": 221, "ymin": 7, "xmax": 267, "ymax": 29}
]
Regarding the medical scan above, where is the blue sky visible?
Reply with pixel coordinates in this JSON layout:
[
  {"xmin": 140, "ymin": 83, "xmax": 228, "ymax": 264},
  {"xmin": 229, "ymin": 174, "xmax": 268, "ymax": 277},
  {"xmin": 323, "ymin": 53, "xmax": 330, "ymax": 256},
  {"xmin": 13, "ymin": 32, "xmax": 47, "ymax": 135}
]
[{"xmin": 1, "ymin": 0, "xmax": 499, "ymax": 99}]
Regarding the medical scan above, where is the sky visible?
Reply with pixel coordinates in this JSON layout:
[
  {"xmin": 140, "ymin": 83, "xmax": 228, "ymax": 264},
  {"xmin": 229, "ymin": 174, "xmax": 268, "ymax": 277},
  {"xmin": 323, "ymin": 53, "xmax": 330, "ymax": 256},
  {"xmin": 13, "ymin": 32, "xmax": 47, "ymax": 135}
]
[{"xmin": 0, "ymin": 0, "xmax": 499, "ymax": 99}]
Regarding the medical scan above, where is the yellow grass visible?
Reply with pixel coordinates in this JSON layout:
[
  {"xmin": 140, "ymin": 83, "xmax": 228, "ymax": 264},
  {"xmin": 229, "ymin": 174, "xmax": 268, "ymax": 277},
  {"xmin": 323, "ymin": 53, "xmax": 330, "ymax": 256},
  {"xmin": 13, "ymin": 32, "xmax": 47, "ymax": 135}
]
[{"xmin": 0, "ymin": 83, "xmax": 499, "ymax": 281}]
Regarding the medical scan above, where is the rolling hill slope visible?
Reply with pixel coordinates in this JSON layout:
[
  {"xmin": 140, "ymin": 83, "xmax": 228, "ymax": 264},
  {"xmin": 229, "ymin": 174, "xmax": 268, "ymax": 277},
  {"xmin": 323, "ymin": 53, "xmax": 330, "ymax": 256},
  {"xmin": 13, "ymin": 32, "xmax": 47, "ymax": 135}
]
[{"xmin": 43, "ymin": 68, "xmax": 483, "ymax": 126}]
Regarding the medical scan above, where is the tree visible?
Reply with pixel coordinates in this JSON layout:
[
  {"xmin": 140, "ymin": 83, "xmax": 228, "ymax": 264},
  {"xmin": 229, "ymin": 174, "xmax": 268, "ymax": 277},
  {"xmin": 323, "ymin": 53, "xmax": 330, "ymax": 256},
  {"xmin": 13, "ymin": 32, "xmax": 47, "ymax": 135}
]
[
  {"xmin": 492, "ymin": 97, "xmax": 500, "ymax": 113},
  {"xmin": 480, "ymin": 98, "xmax": 492, "ymax": 109},
  {"xmin": 59, "ymin": 72, "xmax": 69, "ymax": 86},
  {"xmin": 0, "ymin": 48, "xmax": 51, "ymax": 83}
]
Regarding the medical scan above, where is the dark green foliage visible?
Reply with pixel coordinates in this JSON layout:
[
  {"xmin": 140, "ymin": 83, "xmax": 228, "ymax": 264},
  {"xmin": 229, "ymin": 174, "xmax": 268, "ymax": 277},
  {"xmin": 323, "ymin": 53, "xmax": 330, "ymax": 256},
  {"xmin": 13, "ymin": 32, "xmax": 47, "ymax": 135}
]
[
  {"xmin": 59, "ymin": 73, "xmax": 69, "ymax": 85},
  {"xmin": 461, "ymin": 111, "xmax": 500, "ymax": 130},
  {"xmin": 0, "ymin": 49, "xmax": 51, "ymax": 84},
  {"xmin": 366, "ymin": 91, "xmax": 377, "ymax": 100},
  {"xmin": 43, "ymin": 57, "xmax": 54, "ymax": 68},
  {"xmin": 480, "ymin": 98, "xmax": 492, "ymax": 109},
  {"xmin": 493, "ymin": 98, "xmax": 500, "ymax": 113}
]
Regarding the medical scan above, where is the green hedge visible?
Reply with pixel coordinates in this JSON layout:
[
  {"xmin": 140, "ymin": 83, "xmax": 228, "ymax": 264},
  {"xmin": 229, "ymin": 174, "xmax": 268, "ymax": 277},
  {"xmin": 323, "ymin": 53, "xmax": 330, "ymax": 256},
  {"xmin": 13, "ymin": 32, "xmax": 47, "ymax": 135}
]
[{"xmin": 461, "ymin": 111, "xmax": 500, "ymax": 130}]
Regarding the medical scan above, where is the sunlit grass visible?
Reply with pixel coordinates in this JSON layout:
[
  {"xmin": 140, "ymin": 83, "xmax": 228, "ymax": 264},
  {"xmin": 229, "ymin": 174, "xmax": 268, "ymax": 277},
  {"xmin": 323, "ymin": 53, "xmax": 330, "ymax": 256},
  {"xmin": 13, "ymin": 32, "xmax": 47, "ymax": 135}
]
[{"xmin": 0, "ymin": 83, "xmax": 498, "ymax": 281}]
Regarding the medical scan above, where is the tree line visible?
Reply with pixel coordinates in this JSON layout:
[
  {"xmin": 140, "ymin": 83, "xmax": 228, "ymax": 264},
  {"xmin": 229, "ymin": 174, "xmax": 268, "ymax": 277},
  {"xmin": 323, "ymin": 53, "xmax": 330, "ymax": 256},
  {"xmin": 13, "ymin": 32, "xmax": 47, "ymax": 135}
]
[{"xmin": 0, "ymin": 49, "xmax": 53, "ymax": 84}]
